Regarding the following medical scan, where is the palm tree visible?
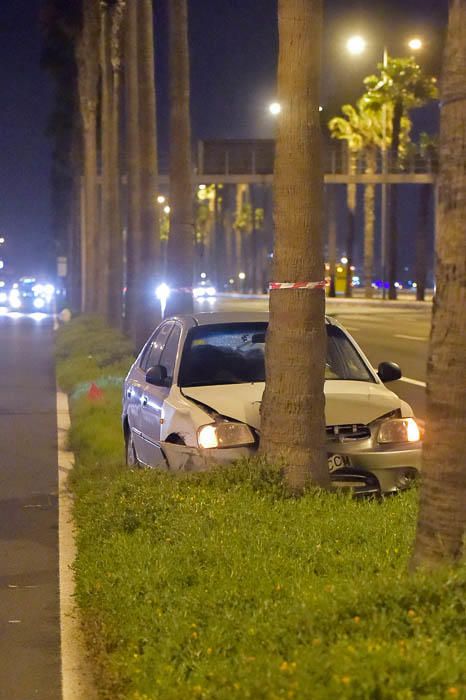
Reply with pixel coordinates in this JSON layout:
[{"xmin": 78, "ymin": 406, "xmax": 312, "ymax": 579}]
[
  {"xmin": 411, "ymin": 0, "xmax": 466, "ymax": 570},
  {"xmin": 123, "ymin": 0, "xmax": 140, "ymax": 340},
  {"xmin": 364, "ymin": 57, "xmax": 437, "ymax": 299},
  {"xmin": 329, "ymin": 99, "xmax": 412, "ymax": 298},
  {"xmin": 134, "ymin": 0, "xmax": 160, "ymax": 345},
  {"xmin": 75, "ymin": 0, "xmax": 100, "ymax": 313},
  {"xmin": 166, "ymin": 0, "xmax": 194, "ymax": 316},
  {"xmin": 260, "ymin": 0, "xmax": 329, "ymax": 493}
]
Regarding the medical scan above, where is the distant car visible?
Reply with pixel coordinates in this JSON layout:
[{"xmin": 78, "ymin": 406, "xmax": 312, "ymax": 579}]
[
  {"xmin": 193, "ymin": 282, "xmax": 216, "ymax": 299},
  {"xmin": 8, "ymin": 279, "xmax": 54, "ymax": 313},
  {"xmin": 123, "ymin": 312, "xmax": 421, "ymax": 495}
]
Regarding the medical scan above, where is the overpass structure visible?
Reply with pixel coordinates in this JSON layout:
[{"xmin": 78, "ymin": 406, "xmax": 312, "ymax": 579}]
[{"xmin": 157, "ymin": 139, "xmax": 437, "ymax": 186}]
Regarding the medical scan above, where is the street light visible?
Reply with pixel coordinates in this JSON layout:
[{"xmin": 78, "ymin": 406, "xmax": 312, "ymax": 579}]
[
  {"xmin": 408, "ymin": 37, "xmax": 423, "ymax": 52},
  {"xmin": 269, "ymin": 102, "xmax": 282, "ymax": 116},
  {"xmin": 163, "ymin": 205, "xmax": 171, "ymax": 215},
  {"xmin": 346, "ymin": 35, "xmax": 367, "ymax": 56},
  {"xmin": 157, "ymin": 195, "xmax": 166, "ymax": 204}
]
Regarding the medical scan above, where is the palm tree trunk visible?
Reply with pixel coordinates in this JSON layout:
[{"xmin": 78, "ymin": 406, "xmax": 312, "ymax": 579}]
[
  {"xmin": 166, "ymin": 0, "xmax": 194, "ymax": 316},
  {"xmin": 106, "ymin": 1, "xmax": 126, "ymax": 328},
  {"xmin": 363, "ymin": 149, "xmax": 376, "ymax": 298},
  {"xmin": 98, "ymin": 5, "xmax": 112, "ymax": 318},
  {"xmin": 123, "ymin": 0, "xmax": 141, "ymax": 341},
  {"xmin": 76, "ymin": 0, "xmax": 99, "ymax": 313},
  {"xmin": 388, "ymin": 99, "xmax": 403, "ymax": 300},
  {"xmin": 411, "ymin": 0, "xmax": 466, "ymax": 569},
  {"xmin": 327, "ymin": 185, "xmax": 337, "ymax": 297},
  {"xmin": 345, "ymin": 148, "xmax": 357, "ymax": 298},
  {"xmin": 416, "ymin": 184, "xmax": 430, "ymax": 302},
  {"xmin": 260, "ymin": 0, "xmax": 329, "ymax": 493},
  {"xmin": 136, "ymin": 0, "xmax": 160, "ymax": 345}
]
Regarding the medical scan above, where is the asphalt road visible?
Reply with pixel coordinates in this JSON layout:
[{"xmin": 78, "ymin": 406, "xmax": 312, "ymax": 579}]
[
  {"xmin": 195, "ymin": 295, "xmax": 430, "ymax": 421},
  {"xmin": 0, "ymin": 312, "xmax": 61, "ymax": 699}
]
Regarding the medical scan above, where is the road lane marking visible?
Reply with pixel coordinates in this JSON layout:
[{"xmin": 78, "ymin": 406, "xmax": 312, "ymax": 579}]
[
  {"xmin": 399, "ymin": 377, "xmax": 427, "ymax": 388},
  {"xmin": 394, "ymin": 334, "xmax": 426, "ymax": 342},
  {"xmin": 57, "ymin": 391, "xmax": 98, "ymax": 700}
]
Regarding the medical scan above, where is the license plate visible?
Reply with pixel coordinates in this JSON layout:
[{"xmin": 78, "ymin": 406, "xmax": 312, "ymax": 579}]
[{"xmin": 327, "ymin": 454, "xmax": 351, "ymax": 473}]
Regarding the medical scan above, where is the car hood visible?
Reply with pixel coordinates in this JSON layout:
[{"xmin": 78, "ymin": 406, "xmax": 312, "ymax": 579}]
[{"xmin": 182, "ymin": 380, "xmax": 402, "ymax": 429}]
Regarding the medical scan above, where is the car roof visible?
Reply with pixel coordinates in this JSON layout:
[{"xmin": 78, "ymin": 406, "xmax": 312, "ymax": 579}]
[{"xmin": 168, "ymin": 311, "xmax": 335, "ymax": 327}]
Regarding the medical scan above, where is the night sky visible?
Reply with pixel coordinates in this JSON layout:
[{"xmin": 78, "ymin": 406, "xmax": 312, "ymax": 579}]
[{"xmin": 0, "ymin": 0, "xmax": 449, "ymax": 278}]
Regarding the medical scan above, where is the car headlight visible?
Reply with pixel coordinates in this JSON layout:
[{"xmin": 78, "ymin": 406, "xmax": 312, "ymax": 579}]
[
  {"xmin": 377, "ymin": 417, "xmax": 421, "ymax": 444},
  {"xmin": 198, "ymin": 422, "xmax": 255, "ymax": 449},
  {"xmin": 33, "ymin": 297, "xmax": 45, "ymax": 309}
]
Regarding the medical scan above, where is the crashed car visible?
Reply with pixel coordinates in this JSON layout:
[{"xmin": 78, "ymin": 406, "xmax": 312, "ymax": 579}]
[{"xmin": 123, "ymin": 312, "xmax": 421, "ymax": 494}]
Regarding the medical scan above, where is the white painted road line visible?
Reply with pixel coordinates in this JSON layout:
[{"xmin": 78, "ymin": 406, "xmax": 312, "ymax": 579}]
[
  {"xmin": 57, "ymin": 391, "xmax": 97, "ymax": 700},
  {"xmin": 394, "ymin": 334, "xmax": 427, "ymax": 342},
  {"xmin": 400, "ymin": 377, "xmax": 427, "ymax": 388}
]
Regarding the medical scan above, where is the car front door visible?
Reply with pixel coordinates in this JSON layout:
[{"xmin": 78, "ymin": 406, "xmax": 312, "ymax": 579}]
[
  {"xmin": 140, "ymin": 323, "xmax": 182, "ymax": 467},
  {"xmin": 130, "ymin": 322, "xmax": 173, "ymax": 464}
]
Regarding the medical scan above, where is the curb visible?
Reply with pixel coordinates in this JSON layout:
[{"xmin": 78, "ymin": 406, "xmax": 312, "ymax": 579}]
[{"xmin": 57, "ymin": 391, "xmax": 98, "ymax": 700}]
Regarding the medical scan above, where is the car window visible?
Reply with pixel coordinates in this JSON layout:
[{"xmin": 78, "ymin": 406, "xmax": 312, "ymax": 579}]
[
  {"xmin": 140, "ymin": 322, "xmax": 174, "ymax": 371},
  {"xmin": 179, "ymin": 322, "xmax": 374, "ymax": 387},
  {"xmin": 159, "ymin": 325, "xmax": 181, "ymax": 385}
]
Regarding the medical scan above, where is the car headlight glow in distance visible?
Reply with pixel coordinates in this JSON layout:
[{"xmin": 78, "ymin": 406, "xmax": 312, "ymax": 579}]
[
  {"xmin": 198, "ymin": 422, "xmax": 255, "ymax": 449},
  {"xmin": 155, "ymin": 283, "xmax": 170, "ymax": 302},
  {"xmin": 9, "ymin": 290, "xmax": 21, "ymax": 309},
  {"xmin": 0, "ymin": 291, "xmax": 7, "ymax": 304},
  {"xmin": 378, "ymin": 417, "xmax": 421, "ymax": 444},
  {"xmin": 33, "ymin": 297, "xmax": 45, "ymax": 309}
]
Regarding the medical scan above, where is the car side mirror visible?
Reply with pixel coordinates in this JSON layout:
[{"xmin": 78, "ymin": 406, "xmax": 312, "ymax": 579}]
[
  {"xmin": 377, "ymin": 361, "xmax": 402, "ymax": 383},
  {"xmin": 145, "ymin": 365, "xmax": 168, "ymax": 386}
]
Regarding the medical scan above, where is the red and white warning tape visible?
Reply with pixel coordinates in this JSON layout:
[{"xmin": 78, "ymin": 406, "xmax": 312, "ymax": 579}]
[{"xmin": 269, "ymin": 280, "xmax": 327, "ymax": 291}]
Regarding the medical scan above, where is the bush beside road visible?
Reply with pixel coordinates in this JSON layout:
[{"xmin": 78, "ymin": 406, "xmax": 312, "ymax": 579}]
[{"xmin": 58, "ymin": 316, "xmax": 466, "ymax": 700}]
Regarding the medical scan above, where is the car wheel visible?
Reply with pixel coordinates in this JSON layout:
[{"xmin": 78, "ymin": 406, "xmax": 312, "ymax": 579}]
[{"xmin": 125, "ymin": 432, "xmax": 140, "ymax": 468}]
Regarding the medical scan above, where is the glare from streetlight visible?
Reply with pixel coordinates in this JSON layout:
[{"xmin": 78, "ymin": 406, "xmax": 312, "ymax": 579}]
[
  {"xmin": 269, "ymin": 102, "xmax": 282, "ymax": 116},
  {"xmin": 163, "ymin": 205, "xmax": 171, "ymax": 214},
  {"xmin": 238, "ymin": 272, "xmax": 246, "ymax": 280},
  {"xmin": 157, "ymin": 195, "xmax": 166, "ymax": 204},
  {"xmin": 408, "ymin": 37, "xmax": 423, "ymax": 51},
  {"xmin": 346, "ymin": 35, "xmax": 367, "ymax": 56}
]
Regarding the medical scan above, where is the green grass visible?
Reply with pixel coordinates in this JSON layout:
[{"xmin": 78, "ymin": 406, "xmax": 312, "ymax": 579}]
[{"xmin": 59, "ymin": 317, "xmax": 466, "ymax": 700}]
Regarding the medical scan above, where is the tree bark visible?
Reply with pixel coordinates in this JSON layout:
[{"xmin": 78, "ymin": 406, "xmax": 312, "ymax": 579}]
[
  {"xmin": 416, "ymin": 184, "xmax": 430, "ymax": 302},
  {"xmin": 363, "ymin": 149, "xmax": 376, "ymax": 299},
  {"xmin": 260, "ymin": 0, "xmax": 329, "ymax": 493},
  {"xmin": 166, "ymin": 0, "xmax": 194, "ymax": 316},
  {"xmin": 411, "ymin": 0, "xmax": 466, "ymax": 569}
]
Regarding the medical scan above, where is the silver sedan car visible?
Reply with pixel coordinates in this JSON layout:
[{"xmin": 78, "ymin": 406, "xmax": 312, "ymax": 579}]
[{"xmin": 123, "ymin": 312, "xmax": 421, "ymax": 494}]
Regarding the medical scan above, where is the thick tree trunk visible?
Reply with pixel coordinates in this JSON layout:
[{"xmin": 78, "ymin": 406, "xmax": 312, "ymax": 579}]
[
  {"xmin": 123, "ymin": 0, "xmax": 141, "ymax": 342},
  {"xmin": 136, "ymin": 0, "xmax": 160, "ymax": 346},
  {"xmin": 363, "ymin": 149, "xmax": 376, "ymax": 299},
  {"xmin": 260, "ymin": 0, "xmax": 329, "ymax": 493},
  {"xmin": 166, "ymin": 0, "xmax": 194, "ymax": 316},
  {"xmin": 416, "ymin": 184, "xmax": 430, "ymax": 302},
  {"xmin": 388, "ymin": 99, "xmax": 403, "ymax": 300},
  {"xmin": 411, "ymin": 0, "xmax": 466, "ymax": 569}
]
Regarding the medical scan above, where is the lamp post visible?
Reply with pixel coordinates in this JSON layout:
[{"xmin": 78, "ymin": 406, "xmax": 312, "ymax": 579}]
[{"xmin": 345, "ymin": 35, "xmax": 423, "ymax": 298}]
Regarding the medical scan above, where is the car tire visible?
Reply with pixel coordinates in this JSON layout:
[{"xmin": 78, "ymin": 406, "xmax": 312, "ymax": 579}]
[{"xmin": 125, "ymin": 432, "xmax": 140, "ymax": 468}]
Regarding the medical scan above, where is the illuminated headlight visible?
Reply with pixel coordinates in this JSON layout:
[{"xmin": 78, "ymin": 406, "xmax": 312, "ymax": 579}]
[
  {"xmin": 33, "ymin": 297, "xmax": 45, "ymax": 309},
  {"xmin": 155, "ymin": 283, "xmax": 170, "ymax": 301},
  {"xmin": 193, "ymin": 286, "xmax": 206, "ymax": 298},
  {"xmin": 0, "ymin": 291, "xmax": 7, "ymax": 304},
  {"xmin": 197, "ymin": 422, "xmax": 255, "ymax": 449},
  {"xmin": 9, "ymin": 291, "xmax": 21, "ymax": 309},
  {"xmin": 206, "ymin": 286, "xmax": 216, "ymax": 296},
  {"xmin": 377, "ymin": 418, "xmax": 421, "ymax": 444}
]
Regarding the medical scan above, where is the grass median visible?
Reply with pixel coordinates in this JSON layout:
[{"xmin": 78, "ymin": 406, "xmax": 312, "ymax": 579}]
[{"xmin": 59, "ymin": 316, "xmax": 466, "ymax": 700}]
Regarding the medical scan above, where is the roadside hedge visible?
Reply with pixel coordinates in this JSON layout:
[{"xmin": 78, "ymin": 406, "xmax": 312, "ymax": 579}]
[{"xmin": 58, "ymin": 316, "xmax": 466, "ymax": 700}]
